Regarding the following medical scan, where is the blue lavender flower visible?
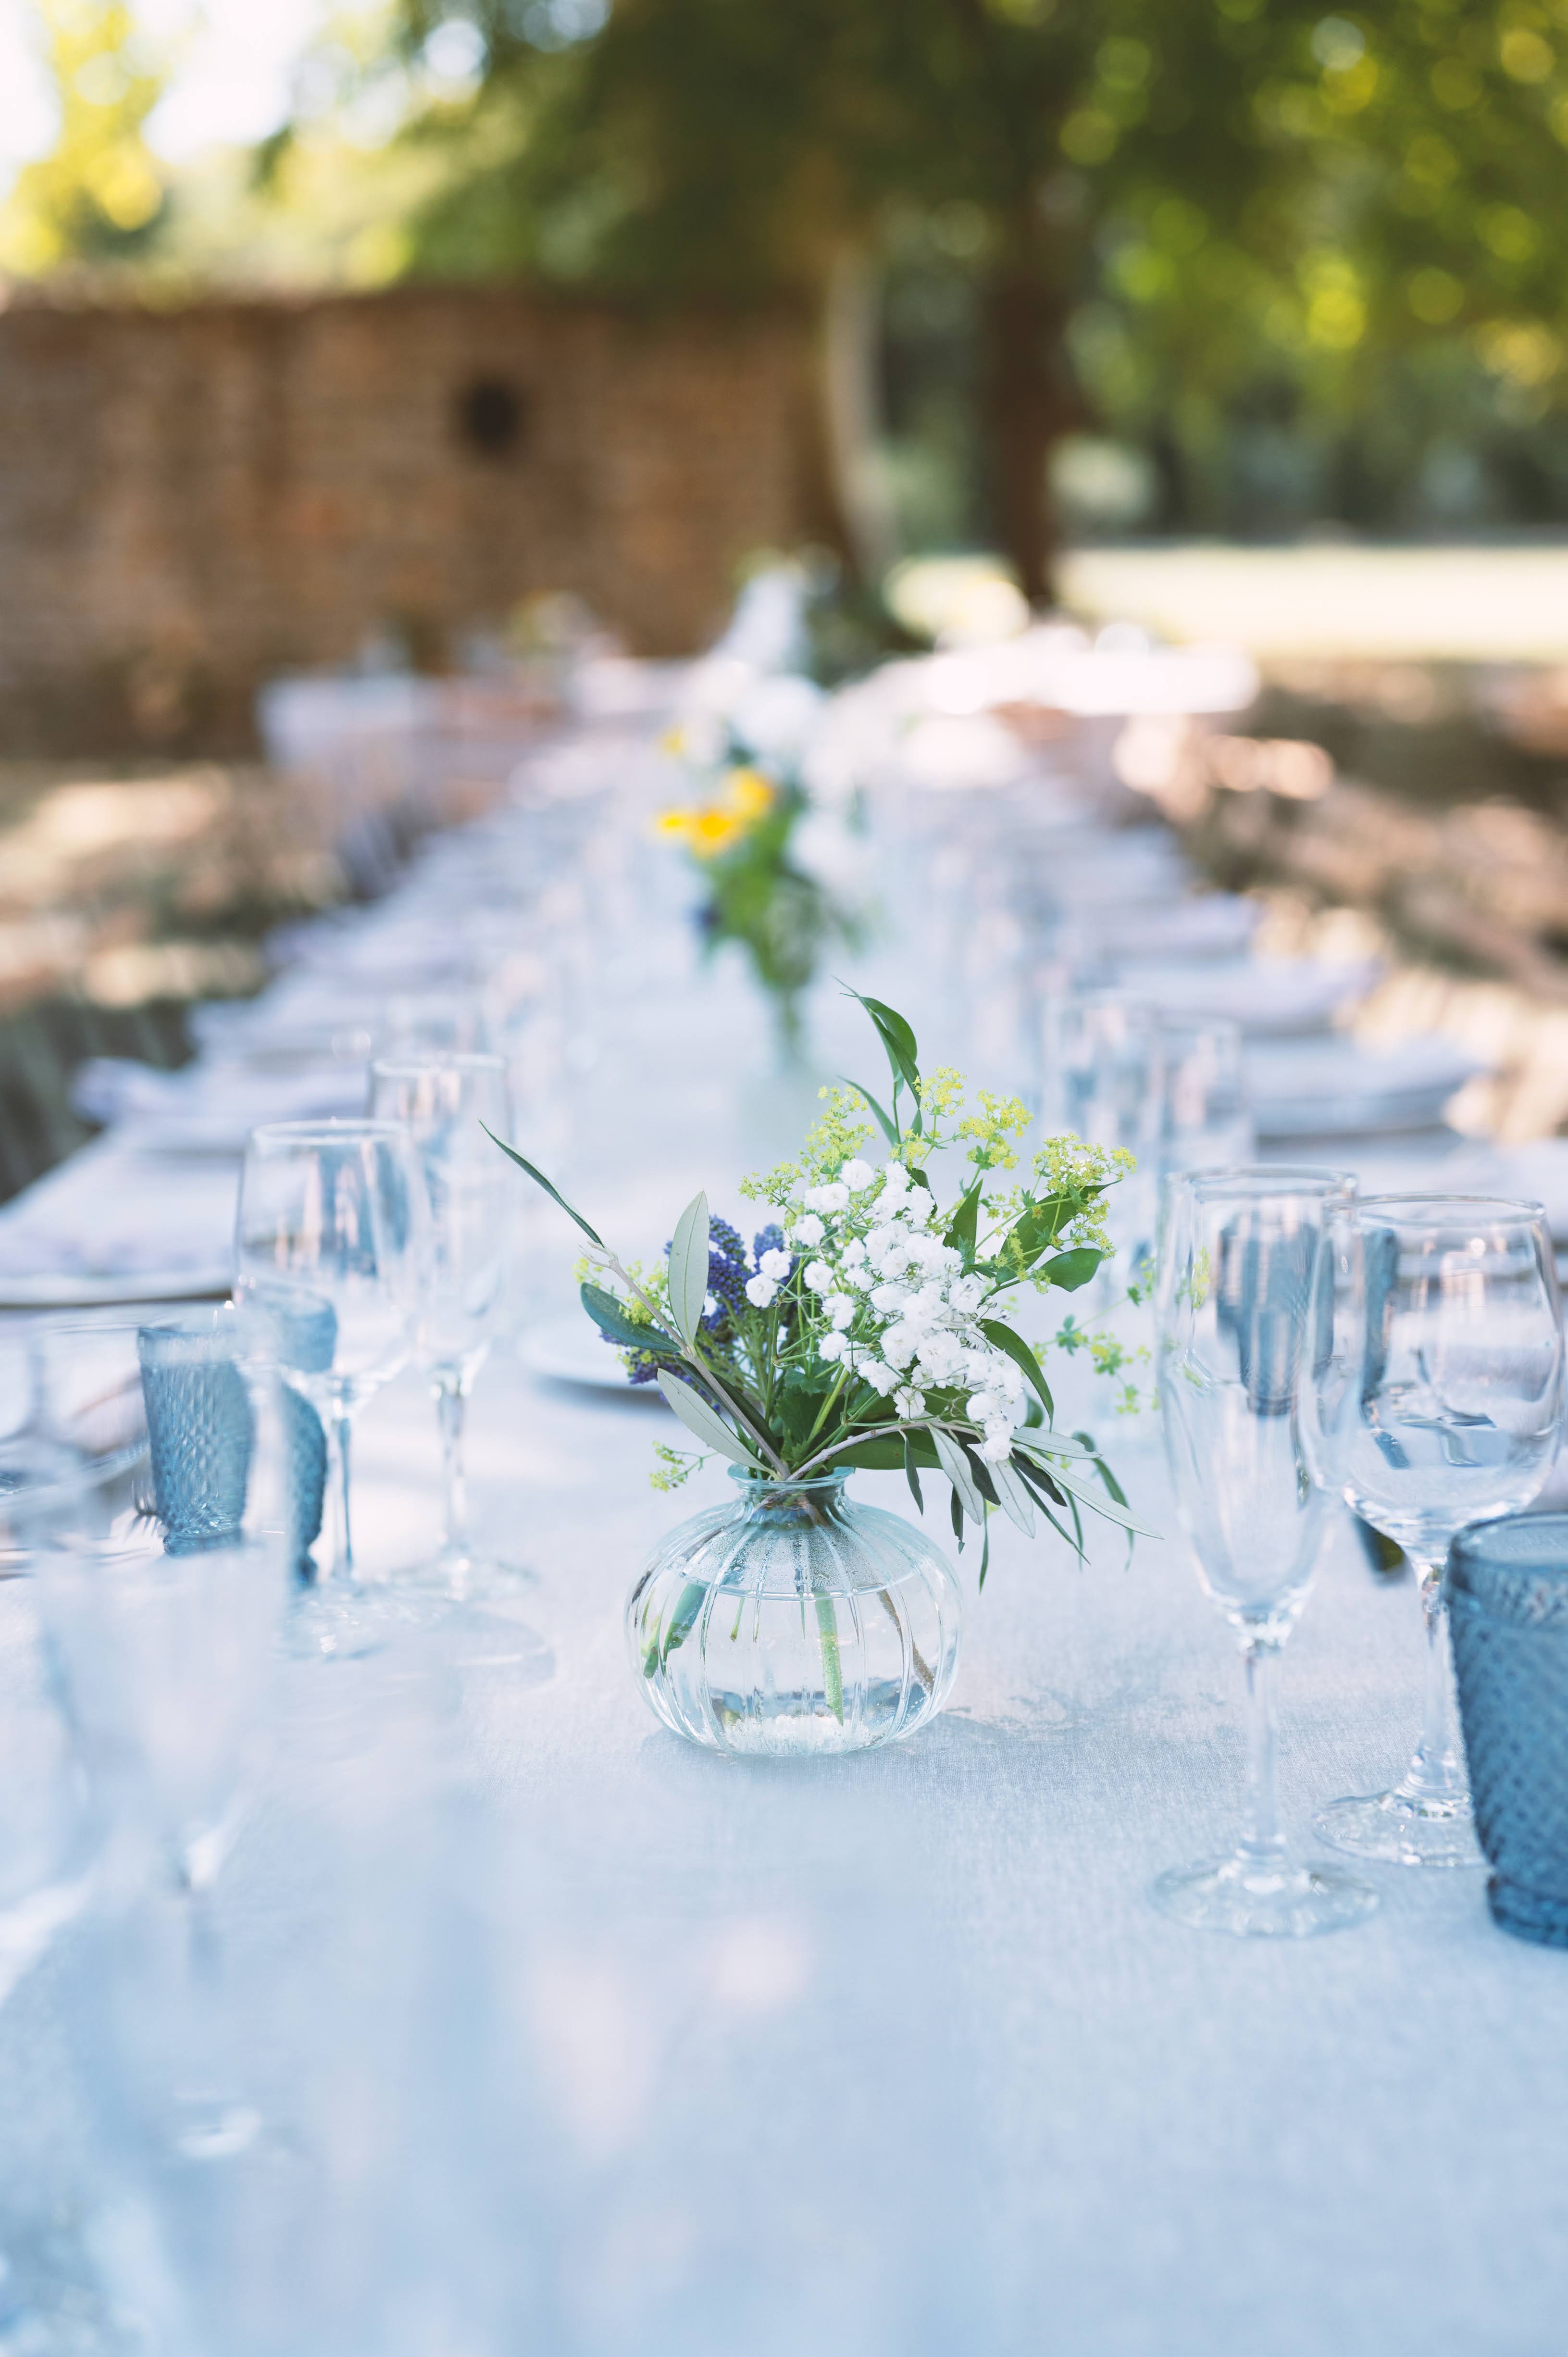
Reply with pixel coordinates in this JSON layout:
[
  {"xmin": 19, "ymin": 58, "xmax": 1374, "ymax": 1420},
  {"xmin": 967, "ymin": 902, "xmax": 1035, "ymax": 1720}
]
[
  {"xmin": 752, "ymin": 1224, "xmax": 786, "ymax": 1266},
  {"xmin": 705, "ymin": 1216, "xmax": 750, "ymax": 1332}
]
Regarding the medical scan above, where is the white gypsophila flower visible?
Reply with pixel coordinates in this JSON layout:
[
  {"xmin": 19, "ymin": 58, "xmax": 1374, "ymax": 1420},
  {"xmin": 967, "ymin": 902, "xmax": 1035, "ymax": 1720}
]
[
  {"xmin": 870, "ymin": 1280, "xmax": 910, "ymax": 1316},
  {"xmin": 745, "ymin": 1274, "xmax": 777, "ymax": 1309},
  {"xmin": 840, "ymin": 1158, "xmax": 873, "ymax": 1192},
  {"xmin": 818, "ymin": 1329, "xmax": 848, "ymax": 1363},
  {"xmin": 949, "ymin": 1274, "xmax": 987, "ymax": 1314},
  {"xmin": 894, "ymin": 1386, "xmax": 926, "ymax": 1420},
  {"xmin": 881, "ymin": 1160, "xmax": 908, "ymax": 1196},
  {"xmin": 902, "ymin": 1190, "xmax": 933, "ymax": 1229},
  {"xmin": 882, "ymin": 1323, "xmax": 919, "ymax": 1370},
  {"xmin": 961, "ymin": 1347, "xmax": 996, "ymax": 1390},
  {"xmin": 791, "ymin": 1214, "xmax": 825, "ymax": 1247},
  {"xmin": 979, "ymin": 1427, "xmax": 1014, "ymax": 1464},
  {"xmin": 860, "ymin": 1360, "xmax": 899, "ymax": 1396},
  {"xmin": 901, "ymin": 1289, "xmax": 942, "ymax": 1332},
  {"xmin": 803, "ymin": 1260, "xmax": 833, "ymax": 1294},
  {"xmin": 967, "ymin": 1390, "xmax": 1002, "ymax": 1424},
  {"xmin": 802, "ymin": 1184, "xmax": 833, "ymax": 1213},
  {"xmin": 826, "ymin": 1293, "xmax": 855, "ymax": 1330},
  {"xmin": 758, "ymin": 1248, "xmax": 792, "ymax": 1281},
  {"xmin": 840, "ymin": 1236, "xmax": 867, "ymax": 1267},
  {"xmin": 917, "ymin": 1331, "xmax": 965, "ymax": 1384},
  {"xmin": 819, "ymin": 1183, "xmax": 850, "ymax": 1213},
  {"xmin": 841, "ymin": 1263, "xmax": 872, "ymax": 1291}
]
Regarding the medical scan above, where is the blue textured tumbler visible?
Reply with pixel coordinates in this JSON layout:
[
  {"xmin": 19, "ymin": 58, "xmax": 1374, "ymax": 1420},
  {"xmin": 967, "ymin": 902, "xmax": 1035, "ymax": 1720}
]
[
  {"xmin": 138, "ymin": 1318, "xmax": 255, "ymax": 1556},
  {"xmin": 239, "ymin": 1285, "xmax": 336, "ymax": 1581},
  {"xmin": 1449, "ymin": 1514, "xmax": 1568, "ymax": 1948}
]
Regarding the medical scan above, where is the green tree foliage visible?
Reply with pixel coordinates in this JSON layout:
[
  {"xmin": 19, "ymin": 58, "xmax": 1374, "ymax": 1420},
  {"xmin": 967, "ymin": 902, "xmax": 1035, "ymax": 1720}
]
[
  {"xmin": 0, "ymin": 0, "xmax": 166, "ymax": 275},
  {"xmin": 360, "ymin": 3, "xmax": 1568, "ymax": 573}
]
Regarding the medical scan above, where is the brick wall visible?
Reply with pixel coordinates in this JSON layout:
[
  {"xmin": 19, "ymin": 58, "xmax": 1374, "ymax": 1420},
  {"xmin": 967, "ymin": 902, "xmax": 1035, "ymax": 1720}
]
[{"xmin": 0, "ymin": 286, "xmax": 816, "ymax": 754}]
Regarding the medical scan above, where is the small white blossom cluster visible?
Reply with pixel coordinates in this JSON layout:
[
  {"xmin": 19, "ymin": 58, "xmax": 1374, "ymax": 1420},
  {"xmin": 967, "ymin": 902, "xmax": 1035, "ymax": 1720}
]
[{"xmin": 766, "ymin": 1156, "xmax": 1029, "ymax": 1462}]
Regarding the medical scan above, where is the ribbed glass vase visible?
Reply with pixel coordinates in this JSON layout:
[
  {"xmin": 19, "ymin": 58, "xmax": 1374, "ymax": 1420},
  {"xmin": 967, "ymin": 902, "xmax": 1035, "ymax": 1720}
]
[{"xmin": 626, "ymin": 1468, "xmax": 963, "ymax": 1757}]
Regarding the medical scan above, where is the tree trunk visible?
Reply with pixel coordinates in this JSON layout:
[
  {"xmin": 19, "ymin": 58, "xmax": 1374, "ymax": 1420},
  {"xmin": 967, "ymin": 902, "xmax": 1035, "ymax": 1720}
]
[{"xmin": 981, "ymin": 268, "xmax": 1079, "ymax": 608}]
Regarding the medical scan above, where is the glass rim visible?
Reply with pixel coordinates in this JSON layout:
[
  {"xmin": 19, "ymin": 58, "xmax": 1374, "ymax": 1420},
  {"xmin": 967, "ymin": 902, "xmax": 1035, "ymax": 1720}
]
[
  {"xmin": 369, "ymin": 1049, "xmax": 507, "ymax": 1079},
  {"xmin": 247, "ymin": 1118, "xmax": 413, "ymax": 1150},
  {"xmin": 1356, "ymin": 1193, "xmax": 1549, "ymax": 1229},
  {"xmin": 1178, "ymin": 1164, "xmax": 1356, "ymax": 1200}
]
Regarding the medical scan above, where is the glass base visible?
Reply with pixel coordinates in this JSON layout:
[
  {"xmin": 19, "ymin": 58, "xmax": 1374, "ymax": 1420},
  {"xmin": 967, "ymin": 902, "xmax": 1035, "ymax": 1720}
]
[
  {"xmin": 286, "ymin": 1581, "xmax": 434, "ymax": 1662},
  {"xmin": 398, "ymin": 1548, "xmax": 539, "ymax": 1605},
  {"xmin": 1314, "ymin": 1789, "xmax": 1484, "ymax": 1869},
  {"xmin": 1151, "ymin": 1849, "xmax": 1379, "ymax": 1938}
]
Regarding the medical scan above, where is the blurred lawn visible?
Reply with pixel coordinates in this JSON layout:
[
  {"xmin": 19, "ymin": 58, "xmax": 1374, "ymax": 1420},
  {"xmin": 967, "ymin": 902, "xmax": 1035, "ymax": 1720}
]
[{"xmin": 1059, "ymin": 543, "xmax": 1568, "ymax": 662}]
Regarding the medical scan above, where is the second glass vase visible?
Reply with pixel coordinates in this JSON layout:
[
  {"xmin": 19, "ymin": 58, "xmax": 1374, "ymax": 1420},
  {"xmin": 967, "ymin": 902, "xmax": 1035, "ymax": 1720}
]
[{"xmin": 627, "ymin": 1470, "xmax": 963, "ymax": 1758}]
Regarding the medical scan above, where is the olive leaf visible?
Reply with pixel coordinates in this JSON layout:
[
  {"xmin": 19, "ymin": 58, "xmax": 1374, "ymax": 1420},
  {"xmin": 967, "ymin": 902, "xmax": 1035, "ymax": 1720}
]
[
  {"xmin": 667, "ymin": 1190, "xmax": 711, "ymax": 1347},
  {"xmin": 655, "ymin": 1372, "xmax": 764, "ymax": 1471}
]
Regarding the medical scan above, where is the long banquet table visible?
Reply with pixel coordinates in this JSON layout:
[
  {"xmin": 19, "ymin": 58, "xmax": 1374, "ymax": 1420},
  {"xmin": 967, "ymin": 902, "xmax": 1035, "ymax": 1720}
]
[{"xmin": 2, "ymin": 709, "xmax": 1567, "ymax": 2357}]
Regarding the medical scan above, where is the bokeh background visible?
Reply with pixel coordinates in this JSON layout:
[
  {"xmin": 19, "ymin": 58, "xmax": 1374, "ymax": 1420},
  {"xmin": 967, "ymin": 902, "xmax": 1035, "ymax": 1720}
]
[{"xmin": 4, "ymin": 0, "xmax": 1568, "ymax": 1191}]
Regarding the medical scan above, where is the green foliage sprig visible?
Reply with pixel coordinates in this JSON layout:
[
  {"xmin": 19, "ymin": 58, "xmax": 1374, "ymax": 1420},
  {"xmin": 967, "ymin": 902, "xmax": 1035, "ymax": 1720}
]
[{"xmin": 491, "ymin": 988, "xmax": 1149, "ymax": 1595}]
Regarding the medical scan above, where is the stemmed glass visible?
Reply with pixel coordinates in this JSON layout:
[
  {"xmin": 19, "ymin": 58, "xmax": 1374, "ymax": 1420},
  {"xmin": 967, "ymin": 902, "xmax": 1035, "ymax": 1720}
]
[
  {"xmin": 1315, "ymin": 1196, "xmax": 1565, "ymax": 1869},
  {"xmin": 235, "ymin": 1119, "xmax": 427, "ymax": 1655},
  {"xmin": 1155, "ymin": 1168, "xmax": 1377, "ymax": 1936},
  {"xmin": 20, "ymin": 1310, "xmax": 292, "ymax": 2157},
  {"xmin": 369, "ymin": 1052, "xmax": 533, "ymax": 1603}
]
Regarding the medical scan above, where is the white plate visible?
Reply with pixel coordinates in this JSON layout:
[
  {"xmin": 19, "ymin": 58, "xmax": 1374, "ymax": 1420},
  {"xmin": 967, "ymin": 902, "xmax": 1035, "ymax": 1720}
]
[
  {"xmin": 521, "ymin": 1314, "xmax": 670, "ymax": 1399},
  {"xmin": 0, "ymin": 1264, "xmax": 233, "ymax": 1309}
]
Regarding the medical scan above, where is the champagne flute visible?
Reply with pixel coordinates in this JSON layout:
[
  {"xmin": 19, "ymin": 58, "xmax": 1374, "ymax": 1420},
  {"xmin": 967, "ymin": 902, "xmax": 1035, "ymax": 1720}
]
[
  {"xmin": 1315, "ymin": 1196, "xmax": 1565, "ymax": 1869},
  {"xmin": 1155, "ymin": 1168, "xmax": 1377, "ymax": 1936},
  {"xmin": 235, "ymin": 1120, "xmax": 427, "ymax": 1653},
  {"xmin": 369, "ymin": 1052, "xmax": 534, "ymax": 1603}
]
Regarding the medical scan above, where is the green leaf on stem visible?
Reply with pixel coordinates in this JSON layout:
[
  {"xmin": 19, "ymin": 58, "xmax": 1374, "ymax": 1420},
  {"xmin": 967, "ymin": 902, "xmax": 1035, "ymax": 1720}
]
[
  {"xmin": 655, "ymin": 1372, "xmax": 763, "ymax": 1471},
  {"xmin": 945, "ymin": 1176, "xmax": 984, "ymax": 1260},
  {"xmin": 843, "ymin": 986, "xmax": 923, "ymax": 1132},
  {"xmin": 580, "ymin": 1282, "xmax": 681, "ymax": 1359},
  {"xmin": 933, "ymin": 1427, "xmax": 985, "ymax": 1523},
  {"xmin": 1074, "ymin": 1430, "xmax": 1129, "ymax": 1508},
  {"xmin": 985, "ymin": 1454, "xmax": 1036, "ymax": 1538},
  {"xmin": 949, "ymin": 1484, "xmax": 965, "ymax": 1550},
  {"xmin": 483, "ymin": 1126, "xmax": 604, "ymax": 1248},
  {"xmin": 977, "ymin": 1320, "xmax": 1055, "ymax": 1421},
  {"xmin": 903, "ymin": 1431, "xmax": 924, "ymax": 1515},
  {"xmin": 667, "ymin": 1190, "xmax": 710, "ymax": 1347},
  {"xmin": 978, "ymin": 1510, "xmax": 991, "ymax": 1591},
  {"xmin": 1044, "ymin": 1247, "xmax": 1102, "ymax": 1293},
  {"xmin": 995, "ymin": 1194, "xmax": 1071, "ymax": 1271},
  {"xmin": 840, "ymin": 1074, "xmax": 898, "ymax": 1149}
]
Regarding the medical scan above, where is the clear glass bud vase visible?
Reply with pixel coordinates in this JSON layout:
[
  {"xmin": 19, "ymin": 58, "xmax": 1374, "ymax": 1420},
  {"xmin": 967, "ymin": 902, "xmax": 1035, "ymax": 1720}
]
[{"xmin": 626, "ymin": 1469, "xmax": 963, "ymax": 1757}]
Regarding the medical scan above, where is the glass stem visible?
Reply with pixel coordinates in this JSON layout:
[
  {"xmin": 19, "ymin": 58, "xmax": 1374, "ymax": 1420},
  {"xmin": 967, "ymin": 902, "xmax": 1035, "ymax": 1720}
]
[
  {"xmin": 1399, "ymin": 1554, "xmax": 1467, "ymax": 1804},
  {"xmin": 435, "ymin": 1368, "xmax": 469, "ymax": 1556},
  {"xmin": 327, "ymin": 1409, "xmax": 354, "ymax": 1583},
  {"xmin": 1239, "ymin": 1638, "xmax": 1286, "ymax": 1864}
]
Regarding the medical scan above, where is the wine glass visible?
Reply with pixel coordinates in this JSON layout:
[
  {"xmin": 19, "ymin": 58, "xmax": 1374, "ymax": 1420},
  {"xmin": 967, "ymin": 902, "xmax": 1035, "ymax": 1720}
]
[
  {"xmin": 21, "ymin": 1309, "xmax": 292, "ymax": 2157},
  {"xmin": 369, "ymin": 1052, "xmax": 534, "ymax": 1603},
  {"xmin": 235, "ymin": 1119, "xmax": 427, "ymax": 1655},
  {"xmin": 1315, "ymin": 1196, "xmax": 1565, "ymax": 1869},
  {"xmin": 1157, "ymin": 1016, "xmax": 1254, "ymax": 1175},
  {"xmin": 1155, "ymin": 1168, "xmax": 1377, "ymax": 1936}
]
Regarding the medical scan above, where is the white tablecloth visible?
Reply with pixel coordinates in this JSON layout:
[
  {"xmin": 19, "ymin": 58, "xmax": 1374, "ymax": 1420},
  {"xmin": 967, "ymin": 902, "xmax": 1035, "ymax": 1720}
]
[{"xmin": 1, "ymin": 730, "xmax": 1565, "ymax": 2355}]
